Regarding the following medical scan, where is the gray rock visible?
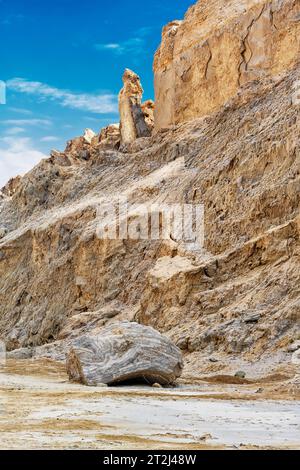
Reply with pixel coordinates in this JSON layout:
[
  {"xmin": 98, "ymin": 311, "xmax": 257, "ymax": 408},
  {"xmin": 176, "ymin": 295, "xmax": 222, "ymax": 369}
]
[
  {"xmin": 243, "ymin": 312, "xmax": 261, "ymax": 324},
  {"xmin": 235, "ymin": 371, "xmax": 246, "ymax": 379},
  {"xmin": 152, "ymin": 382, "xmax": 163, "ymax": 388},
  {"xmin": 287, "ymin": 340, "xmax": 300, "ymax": 353},
  {"xmin": 66, "ymin": 321, "xmax": 183, "ymax": 386},
  {"xmin": 7, "ymin": 347, "xmax": 34, "ymax": 359}
]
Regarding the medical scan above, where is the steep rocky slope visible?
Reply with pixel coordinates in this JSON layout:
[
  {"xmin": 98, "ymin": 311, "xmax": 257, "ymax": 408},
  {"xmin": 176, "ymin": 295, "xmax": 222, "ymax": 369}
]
[{"xmin": 0, "ymin": 0, "xmax": 299, "ymax": 381}]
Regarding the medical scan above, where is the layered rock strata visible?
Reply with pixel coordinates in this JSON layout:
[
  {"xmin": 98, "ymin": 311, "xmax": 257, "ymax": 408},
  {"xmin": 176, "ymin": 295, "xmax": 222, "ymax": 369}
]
[{"xmin": 0, "ymin": 0, "xmax": 299, "ymax": 382}]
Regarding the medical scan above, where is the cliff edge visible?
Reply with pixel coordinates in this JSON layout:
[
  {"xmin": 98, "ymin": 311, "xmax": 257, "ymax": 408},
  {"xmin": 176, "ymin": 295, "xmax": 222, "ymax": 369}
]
[{"xmin": 154, "ymin": 0, "xmax": 300, "ymax": 128}]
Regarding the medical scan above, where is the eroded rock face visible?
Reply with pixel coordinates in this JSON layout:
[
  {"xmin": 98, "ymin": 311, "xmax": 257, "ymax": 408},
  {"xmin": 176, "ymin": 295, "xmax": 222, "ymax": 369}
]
[
  {"xmin": 98, "ymin": 124, "xmax": 120, "ymax": 149},
  {"xmin": 119, "ymin": 69, "xmax": 152, "ymax": 144},
  {"xmin": 1, "ymin": 176, "xmax": 22, "ymax": 196},
  {"xmin": 66, "ymin": 321, "xmax": 183, "ymax": 386},
  {"xmin": 0, "ymin": 1, "xmax": 299, "ymax": 381},
  {"xmin": 154, "ymin": 0, "xmax": 300, "ymax": 129},
  {"xmin": 0, "ymin": 64, "xmax": 299, "ymax": 374},
  {"xmin": 141, "ymin": 100, "xmax": 155, "ymax": 133}
]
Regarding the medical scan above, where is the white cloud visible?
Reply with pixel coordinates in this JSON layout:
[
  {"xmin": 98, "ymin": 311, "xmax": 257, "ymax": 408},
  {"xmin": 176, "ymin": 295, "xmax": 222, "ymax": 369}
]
[
  {"xmin": 7, "ymin": 107, "xmax": 32, "ymax": 115},
  {"xmin": 40, "ymin": 136, "xmax": 59, "ymax": 142},
  {"xmin": 3, "ymin": 119, "xmax": 52, "ymax": 127},
  {"xmin": 5, "ymin": 127, "xmax": 25, "ymax": 135},
  {"xmin": 0, "ymin": 137, "xmax": 47, "ymax": 188},
  {"xmin": 94, "ymin": 27, "xmax": 153, "ymax": 56},
  {"xmin": 102, "ymin": 43, "xmax": 121, "ymax": 50},
  {"xmin": 95, "ymin": 37, "xmax": 144, "ymax": 55},
  {"xmin": 7, "ymin": 78, "xmax": 118, "ymax": 114}
]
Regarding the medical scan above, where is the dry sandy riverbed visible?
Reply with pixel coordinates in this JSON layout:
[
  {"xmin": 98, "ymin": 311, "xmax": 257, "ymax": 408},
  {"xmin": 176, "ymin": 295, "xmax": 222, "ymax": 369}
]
[{"xmin": 0, "ymin": 359, "xmax": 299, "ymax": 450}]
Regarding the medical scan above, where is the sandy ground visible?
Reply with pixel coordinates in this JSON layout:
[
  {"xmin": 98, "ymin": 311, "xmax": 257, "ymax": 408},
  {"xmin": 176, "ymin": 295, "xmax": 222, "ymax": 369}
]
[{"xmin": 0, "ymin": 360, "xmax": 299, "ymax": 450}]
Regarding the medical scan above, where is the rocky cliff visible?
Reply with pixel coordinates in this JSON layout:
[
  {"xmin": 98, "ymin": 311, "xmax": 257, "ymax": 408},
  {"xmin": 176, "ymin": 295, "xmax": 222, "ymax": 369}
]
[
  {"xmin": 0, "ymin": 0, "xmax": 299, "ymax": 381},
  {"xmin": 154, "ymin": 0, "xmax": 300, "ymax": 129}
]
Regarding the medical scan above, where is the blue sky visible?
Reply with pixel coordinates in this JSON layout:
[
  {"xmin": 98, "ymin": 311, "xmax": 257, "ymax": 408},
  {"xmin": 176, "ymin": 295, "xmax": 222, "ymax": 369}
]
[{"xmin": 0, "ymin": 0, "xmax": 195, "ymax": 187}]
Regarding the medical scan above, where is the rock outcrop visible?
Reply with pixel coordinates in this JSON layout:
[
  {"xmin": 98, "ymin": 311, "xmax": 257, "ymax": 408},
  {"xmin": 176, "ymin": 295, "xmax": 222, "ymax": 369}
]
[
  {"xmin": 154, "ymin": 0, "xmax": 300, "ymax": 129},
  {"xmin": 66, "ymin": 322, "xmax": 183, "ymax": 386},
  {"xmin": 97, "ymin": 124, "xmax": 120, "ymax": 149},
  {"xmin": 141, "ymin": 100, "xmax": 155, "ymax": 133},
  {"xmin": 119, "ymin": 69, "xmax": 153, "ymax": 144},
  {"xmin": 83, "ymin": 128, "xmax": 96, "ymax": 144},
  {"xmin": 0, "ymin": 0, "xmax": 299, "ymax": 383},
  {"xmin": 1, "ymin": 176, "xmax": 22, "ymax": 197}
]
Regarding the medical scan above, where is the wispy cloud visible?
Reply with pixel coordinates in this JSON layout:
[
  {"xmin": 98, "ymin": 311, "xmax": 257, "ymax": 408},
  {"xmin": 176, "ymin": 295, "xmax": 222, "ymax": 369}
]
[
  {"xmin": 2, "ymin": 119, "xmax": 52, "ymax": 127},
  {"xmin": 94, "ymin": 27, "xmax": 153, "ymax": 56},
  {"xmin": 100, "ymin": 43, "xmax": 121, "ymax": 51},
  {"xmin": 7, "ymin": 107, "xmax": 32, "ymax": 115},
  {"xmin": 40, "ymin": 136, "xmax": 60, "ymax": 142},
  {"xmin": 5, "ymin": 127, "xmax": 25, "ymax": 135},
  {"xmin": 95, "ymin": 38, "xmax": 143, "ymax": 55},
  {"xmin": 0, "ymin": 137, "xmax": 47, "ymax": 188},
  {"xmin": 7, "ymin": 78, "xmax": 118, "ymax": 114}
]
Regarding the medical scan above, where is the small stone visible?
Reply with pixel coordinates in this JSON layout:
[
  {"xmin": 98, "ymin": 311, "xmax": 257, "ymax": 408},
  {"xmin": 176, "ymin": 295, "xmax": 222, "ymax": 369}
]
[
  {"xmin": 199, "ymin": 433, "xmax": 212, "ymax": 441},
  {"xmin": 243, "ymin": 312, "xmax": 261, "ymax": 324},
  {"xmin": 256, "ymin": 388, "xmax": 264, "ymax": 394},
  {"xmin": 235, "ymin": 371, "xmax": 246, "ymax": 379},
  {"xmin": 287, "ymin": 341, "xmax": 300, "ymax": 353},
  {"xmin": 152, "ymin": 383, "xmax": 163, "ymax": 388}
]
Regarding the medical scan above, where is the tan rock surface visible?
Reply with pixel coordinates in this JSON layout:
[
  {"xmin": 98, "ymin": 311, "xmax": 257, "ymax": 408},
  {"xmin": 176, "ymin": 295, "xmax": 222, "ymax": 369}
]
[
  {"xmin": 141, "ymin": 100, "xmax": 155, "ymax": 133},
  {"xmin": 119, "ymin": 69, "xmax": 152, "ymax": 144},
  {"xmin": 0, "ymin": 1, "xmax": 299, "ymax": 382},
  {"xmin": 98, "ymin": 123, "xmax": 120, "ymax": 149},
  {"xmin": 154, "ymin": 0, "xmax": 300, "ymax": 129}
]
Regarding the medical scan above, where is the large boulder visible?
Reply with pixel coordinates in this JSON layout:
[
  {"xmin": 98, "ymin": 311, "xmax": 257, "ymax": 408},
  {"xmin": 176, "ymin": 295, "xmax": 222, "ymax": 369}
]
[{"xmin": 66, "ymin": 321, "xmax": 183, "ymax": 386}]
